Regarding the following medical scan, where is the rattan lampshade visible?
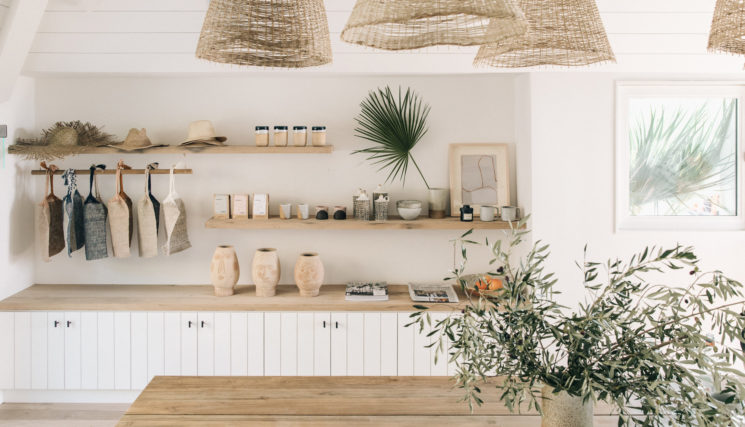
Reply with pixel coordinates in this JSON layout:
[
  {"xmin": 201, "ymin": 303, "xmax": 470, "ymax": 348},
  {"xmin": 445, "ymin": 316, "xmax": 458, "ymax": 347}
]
[
  {"xmin": 340, "ymin": 0, "xmax": 528, "ymax": 51},
  {"xmin": 474, "ymin": 0, "xmax": 615, "ymax": 68},
  {"xmin": 196, "ymin": 0, "xmax": 332, "ymax": 68},
  {"xmin": 709, "ymin": 0, "xmax": 745, "ymax": 56}
]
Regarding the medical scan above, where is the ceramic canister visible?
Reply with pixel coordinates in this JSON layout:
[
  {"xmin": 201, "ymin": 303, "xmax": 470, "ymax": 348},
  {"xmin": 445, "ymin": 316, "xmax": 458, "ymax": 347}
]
[
  {"xmin": 210, "ymin": 245, "xmax": 239, "ymax": 297},
  {"xmin": 294, "ymin": 252, "xmax": 324, "ymax": 297},
  {"xmin": 252, "ymin": 248, "xmax": 280, "ymax": 297}
]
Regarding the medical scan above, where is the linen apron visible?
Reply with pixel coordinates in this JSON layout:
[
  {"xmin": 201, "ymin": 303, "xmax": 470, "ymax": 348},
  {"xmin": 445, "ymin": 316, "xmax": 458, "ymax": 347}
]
[
  {"xmin": 84, "ymin": 165, "xmax": 108, "ymax": 260},
  {"xmin": 136, "ymin": 164, "xmax": 160, "ymax": 258},
  {"xmin": 37, "ymin": 165, "xmax": 65, "ymax": 261},
  {"xmin": 108, "ymin": 162, "xmax": 133, "ymax": 258},
  {"xmin": 162, "ymin": 166, "xmax": 191, "ymax": 255},
  {"xmin": 62, "ymin": 169, "xmax": 85, "ymax": 256}
]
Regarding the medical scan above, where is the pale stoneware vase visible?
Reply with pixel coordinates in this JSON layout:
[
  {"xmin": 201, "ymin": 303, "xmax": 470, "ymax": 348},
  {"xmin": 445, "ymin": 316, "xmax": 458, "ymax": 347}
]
[
  {"xmin": 294, "ymin": 252, "xmax": 324, "ymax": 297},
  {"xmin": 427, "ymin": 188, "xmax": 449, "ymax": 219},
  {"xmin": 252, "ymin": 248, "xmax": 280, "ymax": 297},
  {"xmin": 210, "ymin": 245, "xmax": 239, "ymax": 297},
  {"xmin": 541, "ymin": 386, "xmax": 593, "ymax": 427}
]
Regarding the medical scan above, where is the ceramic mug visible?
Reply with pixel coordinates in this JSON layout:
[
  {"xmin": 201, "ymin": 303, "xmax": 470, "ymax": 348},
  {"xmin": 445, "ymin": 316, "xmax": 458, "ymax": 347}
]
[
  {"xmin": 279, "ymin": 203, "xmax": 292, "ymax": 220},
  {"xmin": 479, "ymin": 205, "xmax": 497, "ymax": 222},
  {"xmin": 297, "ymin": 204, "xmax": 310, "ymax": 220},
  {"xmin": 501, "ymin": 206, "xmax": 520, "ymax": 222},
  {"xmin": 315, "ymin": 205, "xmax": 329, "ymax": 220},
  {"xmin": 333, "ymin": 206, "xmax": 347, "ymax": 220}
]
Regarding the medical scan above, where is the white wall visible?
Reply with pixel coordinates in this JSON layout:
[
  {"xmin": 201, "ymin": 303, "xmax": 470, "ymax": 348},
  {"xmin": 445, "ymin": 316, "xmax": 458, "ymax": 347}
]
[
  {"xmin": 0, "ymin": 76, "xmax": 36, "ymax": 300},
  {"xmin": 31, "ymin": 74, "xmax": 524, "ymax": 285}
]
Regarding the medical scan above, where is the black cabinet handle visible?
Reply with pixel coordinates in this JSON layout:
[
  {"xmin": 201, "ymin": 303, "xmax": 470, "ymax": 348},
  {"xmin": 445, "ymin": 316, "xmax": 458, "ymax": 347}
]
[
  {"xmin": 53, "ymin": 321, "xmax": 59, "ymax": 328},
  {"xmin": 66, "ymin": 321, "xmax": 72, "ymax": 328},
  {"xmin": 201, "ymin": 321, "xmax": 206, "ymax": 328},
  {"xmin": 323, "ymin": 321, "xmax": 327, "ymax": 328},
  {"xmin": 335, "ymin": 321, "xmax": 339, "ymax": 329},
  {"xmin": 188, "ymin": 321, "xmax": 193, "ymax": 328}
]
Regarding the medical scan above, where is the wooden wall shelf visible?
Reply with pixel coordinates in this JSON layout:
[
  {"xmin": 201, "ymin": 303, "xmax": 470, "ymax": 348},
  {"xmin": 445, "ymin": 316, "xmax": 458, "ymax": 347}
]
[
  {"xmin": 0, "ymin": 285, "xmax": 467, "ymax": 312},
  {"xmin": 8, "ymin": 145, "xmax": 333, "ymax": 155},
  {"xmin": 205, "ymin": 216, "xmax": 519, "ymax": 231},
  {"xmin": 31, "ymin": 168, "xmax": 192, "ymax": 175}
]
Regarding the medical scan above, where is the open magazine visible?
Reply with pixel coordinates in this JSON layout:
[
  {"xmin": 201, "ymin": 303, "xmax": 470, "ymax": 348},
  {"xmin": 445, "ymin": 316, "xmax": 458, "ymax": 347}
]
[{"xmin": 408, "ymin": 283, "xmax": 459, "ymax": 303}]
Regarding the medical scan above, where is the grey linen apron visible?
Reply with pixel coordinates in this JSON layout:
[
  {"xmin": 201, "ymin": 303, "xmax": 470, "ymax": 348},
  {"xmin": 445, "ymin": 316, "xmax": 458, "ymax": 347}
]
[
  {"xmin": 37, "ymin": 164, "xmax": 65, "ymax": 261},
  {"xmin": 84, "ymin": 164, "xmax": 108, "ymax": 260},
  {"xmin": 62, "ymin": 169, "xmax": 85, "ymax": 256},
  {"xmin": 108, "ymin": 162, "xmax": 133, "ymax": 258},
  {"xmin": 136, "ymin": 163, "xmax": 160, "ymax": 258},
  {"xmin": 163, "ymin": 166, "xmax": 191, "ymax": 255}
]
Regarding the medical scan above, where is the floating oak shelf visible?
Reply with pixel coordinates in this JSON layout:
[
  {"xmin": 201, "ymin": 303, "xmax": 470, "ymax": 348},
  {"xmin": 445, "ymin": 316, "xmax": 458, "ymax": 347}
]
[
  {"xmin": 31, "ymin": 168, "xmax": 192, "ymax": 175},
  {"xmin": 8, "ymin": 145, "xmax": 334, "ymax": 155},
  {"xmin": 205, "ymin": 216, "xmax": 519, "ymax": 231}
]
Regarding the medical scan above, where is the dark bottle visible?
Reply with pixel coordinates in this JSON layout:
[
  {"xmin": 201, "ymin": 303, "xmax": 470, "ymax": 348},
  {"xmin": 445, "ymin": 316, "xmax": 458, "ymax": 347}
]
[{"xmin": 460, "ymin": 205, "xmax": 474, "ymax": 222}]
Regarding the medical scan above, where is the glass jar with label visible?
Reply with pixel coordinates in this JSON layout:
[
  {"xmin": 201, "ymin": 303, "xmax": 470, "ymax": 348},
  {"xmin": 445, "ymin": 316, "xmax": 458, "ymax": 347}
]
[
  {"xmin": 255, "ymin": 126, "xmax": 269, "ymax": 147},
  {"xmin": 293, "ymin": 126, "xmax": 307, "ymax": 147},
  {"xmin": 312, "ymin": 126, "xmax": 327, "ymax": 146},
  {"xmin": 274, "ymin": 126, "xmax": 288, "ymax": 147}
]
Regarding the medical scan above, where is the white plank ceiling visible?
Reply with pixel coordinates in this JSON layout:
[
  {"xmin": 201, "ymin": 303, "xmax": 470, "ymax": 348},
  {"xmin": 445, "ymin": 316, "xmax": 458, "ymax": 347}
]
[{"xmin": 14, "ymin": 0, "xmax": 745, "ymax": 74}]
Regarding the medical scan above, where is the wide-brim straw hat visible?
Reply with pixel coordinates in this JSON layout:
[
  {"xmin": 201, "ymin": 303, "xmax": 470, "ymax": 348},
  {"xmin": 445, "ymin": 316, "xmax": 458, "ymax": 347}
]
[
  {"xmin": 107, "ymin": 128, "xmax": 168, "ymax": 151},
  {"xmin": 12, "ymin": 121, "xmax": 118, "ymax": 160},
  {"xmin": 180, "ymin": 120, "xmax": 227, "ymax": 146}
]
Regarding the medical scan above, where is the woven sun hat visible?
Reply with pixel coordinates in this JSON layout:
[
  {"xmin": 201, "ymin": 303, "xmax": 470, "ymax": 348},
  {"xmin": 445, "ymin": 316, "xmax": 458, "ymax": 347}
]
[
  {"xmin": 107, "ymin": 128, "xmax": 168, "ymax": 151},
  {"xmin": 12, "ymin": 121, "xmax": 118, "ymax": 160},
  {"xmin": 180, "ymin": 120, "xmax": 227, "ymax": 146}
]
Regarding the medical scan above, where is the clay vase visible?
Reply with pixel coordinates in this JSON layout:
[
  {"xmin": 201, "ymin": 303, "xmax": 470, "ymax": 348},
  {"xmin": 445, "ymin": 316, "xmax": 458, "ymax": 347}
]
[
  {"xmin": 252, "ymin": 248, "xmax": 280, "ymax": 297},
  {"xmin": 541, "ymin": 386, "xmax": 593, "ymax": 427},
  {"xmin": 294, "ymin": 252, "xmax": 324, "ymax": 297},
  {"xmin": 210, "ymin": 245, "xmax": 239, "ymax": 297}
]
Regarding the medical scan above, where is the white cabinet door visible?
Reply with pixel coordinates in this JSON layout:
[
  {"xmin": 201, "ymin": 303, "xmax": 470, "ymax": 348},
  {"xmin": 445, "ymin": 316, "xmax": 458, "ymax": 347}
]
[
  {"xmin": 363, "ymin": 313, "xmax": 381, "ymax": 376},
  {"xmin": 97, "ymin": 312, "xmax": 115, "ymax": 390},
  {"xmin": 313, "ymin": 313, "xmax": 331, "ymax": 376},
  {"xmin": 280, "ymin": 312, "xmax": 297, "ymax": 376},
  {"xmin": 430, "ymin": 313, "xmax": 448, "ymax": 376},
  {"xmin": 230, "ymin": 313, "xmax": 248, "ymax": 376},
  {"xmin": 380, "ymin": 313, "xmax": 398, "ymax": 376},
  {"xmin": 197, "ymin": 312, "xmax": 214, "ymax": 376},
  {"xmin": 181, "ymin": 313, "xmax": 197, "ymax": 376},
  {"xmin": 47, "ymin": 312, "xmax": 65, "ymax": 389},
  {"xmin": 163, "ymin": 312, "xmax": 180, "ymax": 375},
  {"xmin": 131, "ymin": 313, "xmax": 148, "ymax": 389},
  {"xmin": 264, "ymin": 313, "xmax": 281, "ymax": 376},
  {"xmin": 114, "ymin": 312, "xmax": 131, "ymax": 390},
  {"xmin": 14, "ymin": 312, "xmax": 31, "ymax": 389},
  {"xmin": 64, "ymin": 312, "xmax": 81, "ymax": 390},
  {"xmin": 347, "ymin": 313, "xmax": 364, "ymax": 375},
  {"xmin": 397, "ymin": 313, "xmax": 414, "ymax": 376},
  {"xmin": 147, "ymin": 312, "xmax": 165, "ymax": 382},
  {"xmin": 413, "ymin": 312, "xmax": 430, "ymax": 376},
  {"xmin": 247, "ymin": 312, "xmax": 264, "ymax": 376},
  {"xmin": 31, "ymin": 312, "xmax": 48, "ymax": 389},
  {"xmin": 80, "ymin": 312, "xmax": 98, "ymax": 389},
  {"xmin": 214, "ymin": 313, "xmax": 230, "ymax": 376},
  {"xmin": 297, "ymin": 312, "xmax": 314, "ymax": 376},
  {"xmin": 0, "ymin": 312, "xmax": 12, "ymax": 389},
  {"xmin": 330, "ymin": 313, "xmax": 346, "ymax": 376}
]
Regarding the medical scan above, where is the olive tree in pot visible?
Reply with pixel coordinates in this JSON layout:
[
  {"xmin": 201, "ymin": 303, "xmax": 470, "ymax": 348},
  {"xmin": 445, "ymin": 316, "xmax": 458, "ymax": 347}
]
[
  {"xmin": 411, "ymin": 222, "xmax": 745, "ymax": 426},
  {"xmin": 352, "ymin": 86, "xmax": 449, "ymax": 219}
]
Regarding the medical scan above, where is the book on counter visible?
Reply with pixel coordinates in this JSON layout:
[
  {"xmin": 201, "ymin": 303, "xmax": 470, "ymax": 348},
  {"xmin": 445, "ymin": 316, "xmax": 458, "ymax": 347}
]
[
  {"xmin": 345, "ymin": 282, "xmax": 389, "ymax": 301},
  {"xmin": 408, "ymin": 283, "xmax": 459, "ymax": 303}
]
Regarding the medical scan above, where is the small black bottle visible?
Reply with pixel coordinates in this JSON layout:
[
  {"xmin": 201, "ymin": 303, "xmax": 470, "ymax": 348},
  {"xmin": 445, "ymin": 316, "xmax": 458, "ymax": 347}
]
[{"xmin": 460, "ymin": 205, "xmax": 474, "ymax": 222}]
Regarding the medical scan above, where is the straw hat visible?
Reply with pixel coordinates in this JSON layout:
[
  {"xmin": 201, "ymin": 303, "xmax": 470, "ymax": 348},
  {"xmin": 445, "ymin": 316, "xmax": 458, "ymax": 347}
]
[
  {"xmin": 12, "ymin": 121, "xmax": 118, "ymax": 161},
  {"xmin": 107, "ymin": 128, "xmax": 167, "ymax": 151},
  {"xmin": 180, "ymin": 120, "xmax": 227, "ymax": 146}
]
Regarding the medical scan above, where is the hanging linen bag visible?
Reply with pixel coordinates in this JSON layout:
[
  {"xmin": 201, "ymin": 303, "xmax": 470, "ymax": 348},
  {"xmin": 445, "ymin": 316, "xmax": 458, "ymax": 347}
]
[
  {"xmin": 84, "ymin": 165, "xmax": 108, "ymax": 260},
  {"xmin": 62, "ymin": 169, "xmax": 85, "ymax": 256},
  {"xmin": 108, "ymin": 161, "xmax": 133, "ymax": 258},
  {"xmin": 37, "ymin": 163, "xmax": 65, "ymax": 261},
  {"xmin": 137, "ymin": 164, "xmax": 160, "ymax": 258},
  {"xmin": 162, "ymin": 166, "xmax": 191, "ymax": 255}
]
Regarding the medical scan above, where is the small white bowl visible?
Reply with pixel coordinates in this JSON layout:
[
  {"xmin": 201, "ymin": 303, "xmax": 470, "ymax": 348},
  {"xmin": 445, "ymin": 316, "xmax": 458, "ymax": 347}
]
[{"xmin": 397, "ymin": 200, "xmax": 422, "ymax": 220}]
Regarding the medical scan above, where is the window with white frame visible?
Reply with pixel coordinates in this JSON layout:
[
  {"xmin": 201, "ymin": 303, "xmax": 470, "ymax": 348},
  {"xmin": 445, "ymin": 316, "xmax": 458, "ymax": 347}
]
[{"xmin": 616, "ymin": 83, "xmax": 743, "ymax": 230}]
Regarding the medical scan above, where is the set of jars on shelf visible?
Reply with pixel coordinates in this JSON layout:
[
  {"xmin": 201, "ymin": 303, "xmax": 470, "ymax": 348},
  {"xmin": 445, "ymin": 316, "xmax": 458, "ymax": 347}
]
[{"xmin": 255, "ymin": 125, "xmax": 327, "ymax": 147}]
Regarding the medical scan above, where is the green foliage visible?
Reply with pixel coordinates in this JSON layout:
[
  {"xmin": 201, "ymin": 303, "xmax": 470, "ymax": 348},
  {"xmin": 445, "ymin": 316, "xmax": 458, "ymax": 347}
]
[
  {"xmin": 352, "ymin": 86, "xmax": 431, "ymax": 188},
  {"xmin": 411, "ymin": 220, "xmax": 745, "ymax": 426}
]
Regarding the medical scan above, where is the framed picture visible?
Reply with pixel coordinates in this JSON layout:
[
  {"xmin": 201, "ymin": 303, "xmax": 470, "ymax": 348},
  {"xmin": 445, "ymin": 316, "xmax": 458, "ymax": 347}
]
[{"xmin": 449, "ymin": 143, "xmax": 510, "ymax": 216}]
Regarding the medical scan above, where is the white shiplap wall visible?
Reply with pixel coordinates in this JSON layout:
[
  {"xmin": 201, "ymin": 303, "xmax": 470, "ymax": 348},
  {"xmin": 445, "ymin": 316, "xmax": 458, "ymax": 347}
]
[{"xmin": 19, "ymin": 0, "xmax": 745, "ymax": 73}]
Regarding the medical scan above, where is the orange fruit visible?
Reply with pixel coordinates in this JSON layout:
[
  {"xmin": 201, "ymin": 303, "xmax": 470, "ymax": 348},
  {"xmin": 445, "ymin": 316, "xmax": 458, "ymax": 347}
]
[
  {"xmin": 487, "ymin": 277, "xmax": 503, "ymax": 291},
  {"xmin": 476, "ymin": 277, "xmax": 489, "ymax": 290}
]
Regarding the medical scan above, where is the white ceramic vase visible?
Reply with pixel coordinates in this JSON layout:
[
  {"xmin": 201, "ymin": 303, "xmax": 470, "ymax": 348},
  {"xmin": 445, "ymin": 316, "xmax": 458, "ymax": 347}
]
[
  {"xmin": 541, "ymin": 386, "xmax": 593, "ymax": 427},
  {"xmin": 210, "ymin": 245, "xmax": 239, "ymax": 297},
  {"xmin": 294, "ymin": 252, "xmax": 324, "ymax": 297},
  {"xmin": 251, "ymin": 248, "xmax": 280, "ymax": 297},
  {"xmin": 427, "ymin": 188, "xmax": 449, "ymax": 219}
]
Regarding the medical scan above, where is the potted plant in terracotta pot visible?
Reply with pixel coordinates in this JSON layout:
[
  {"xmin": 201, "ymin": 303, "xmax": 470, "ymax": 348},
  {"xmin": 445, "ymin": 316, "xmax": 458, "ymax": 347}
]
[
  {"xmin": 411, "ymin": 222, "xmax": 745, "ymax": 426},
  {"xmin": 352, "ymin": 86, "xmax": 449, "ymax": 219}
]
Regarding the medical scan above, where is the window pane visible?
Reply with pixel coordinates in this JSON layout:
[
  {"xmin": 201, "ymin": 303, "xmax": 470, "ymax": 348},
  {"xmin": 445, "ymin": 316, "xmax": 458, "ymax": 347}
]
[{"xmin": 628, "ymin": 97, "xmax": 738, "ymax": 216}]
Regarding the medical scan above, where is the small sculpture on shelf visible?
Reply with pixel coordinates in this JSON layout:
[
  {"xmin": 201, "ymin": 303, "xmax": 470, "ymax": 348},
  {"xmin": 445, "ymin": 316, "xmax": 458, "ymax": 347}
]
[
  {"xmin": 210, "ymin": 245, "xmax": 239, "ymax": 297},
  {"xmin": 294, "ymin": 252, "xmax": 324, "ymax": 297}
]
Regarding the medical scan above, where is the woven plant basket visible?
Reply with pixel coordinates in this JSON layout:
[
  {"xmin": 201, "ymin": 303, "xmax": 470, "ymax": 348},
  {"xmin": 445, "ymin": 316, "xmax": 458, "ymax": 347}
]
[
  {"xmin": 709, "ymin": 0, "xmax": 745, "ymax": 56},
  {"xmin": 340, "ymin": 0, "xmax": 528, "ymax": 51},
  {"xmin": 474, "ymin": 0, "xmax": 615, "ymax": 68},
  {"xmin": 195, "ymin": 0, "xmax": 332, "ymax": 68}
]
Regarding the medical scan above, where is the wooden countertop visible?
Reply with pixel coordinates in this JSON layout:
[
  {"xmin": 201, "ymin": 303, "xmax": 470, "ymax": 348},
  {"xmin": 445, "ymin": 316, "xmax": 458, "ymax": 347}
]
[{"xmin": 0, "ymin": 284, "xmax": 468, "ymax": 312}]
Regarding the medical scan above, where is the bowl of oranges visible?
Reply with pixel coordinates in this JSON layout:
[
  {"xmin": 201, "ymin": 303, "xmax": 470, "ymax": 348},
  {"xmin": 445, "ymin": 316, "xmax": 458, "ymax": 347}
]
[{"xmin": 460, "ymin": 274, "xmax": 505, "ymax": 297}]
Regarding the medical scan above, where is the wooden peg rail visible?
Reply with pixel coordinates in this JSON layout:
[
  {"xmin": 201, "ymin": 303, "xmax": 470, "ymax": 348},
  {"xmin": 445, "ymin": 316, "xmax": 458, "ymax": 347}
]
[{"xmin": 31, "ymin": 169, "xmax": 192, "ymax": 175}]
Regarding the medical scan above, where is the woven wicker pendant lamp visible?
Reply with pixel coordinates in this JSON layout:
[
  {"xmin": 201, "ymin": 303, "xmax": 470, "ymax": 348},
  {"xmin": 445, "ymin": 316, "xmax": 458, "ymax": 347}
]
[
  {"xmin": 196, "ymin": 0, "xmax": 332, "ymax": 68},
  {"xmin": 708, "ymin": 0, "xmax": 745, "ymax": 56},
  {"xmin": 474, "ymin": 0, "xmax": 615, "ymax": 68},
  {"xmin": 340, "ymin": 0, "xmax": 528, "ymax": 51}
]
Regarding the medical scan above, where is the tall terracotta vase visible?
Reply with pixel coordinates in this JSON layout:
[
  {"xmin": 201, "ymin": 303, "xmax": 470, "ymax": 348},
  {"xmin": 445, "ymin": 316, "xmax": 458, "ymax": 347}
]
[
  {"xmin": 210, "ymin": 245, "xmax": 239, "ymax": 297},
  {"xmin": 541, "ymin": 386, "xmax": 593, "ymax": 427},
  {"xmin": 294, "ymin": 252, "xmax": 324, "ymax": 297},
  {"xmin": 252, "ymin": 248, "xmax": 280, "ymax": 297}
]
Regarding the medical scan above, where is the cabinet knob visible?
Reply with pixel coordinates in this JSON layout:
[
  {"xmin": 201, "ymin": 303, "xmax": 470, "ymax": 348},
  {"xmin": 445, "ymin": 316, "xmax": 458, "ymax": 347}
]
[
  {"xmin": 323, "ymin": 321, "xmax": 327, "ymax": 328},
  {"xmin": 66, "ymin": 321, "xmax": 72, "ymax": 327},
  {"xmin": 53, "ymin": 320, "xmax": 59, "ymax": 328},
  {"xmin": 200, "ymin": 321, "xmax": 206, "ymax": 328},
  {"xmin": 335, "ymin": 321, "xmax": 339, "ymax": 329},
  {"xmin": 188, "ymin": 321, "xmax": 193, "ymax": 328}
]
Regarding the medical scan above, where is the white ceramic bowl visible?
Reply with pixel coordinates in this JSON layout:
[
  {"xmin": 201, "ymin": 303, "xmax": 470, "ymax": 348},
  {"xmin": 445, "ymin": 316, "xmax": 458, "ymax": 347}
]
[{"xmin": 397, "ymin": 200, "xmax": 422, "ymax": 220}]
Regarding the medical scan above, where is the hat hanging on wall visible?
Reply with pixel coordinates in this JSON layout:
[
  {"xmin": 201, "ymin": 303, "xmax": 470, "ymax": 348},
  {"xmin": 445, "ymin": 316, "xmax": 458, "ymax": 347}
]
[
  {"xmin": 12, "ymin": 121, "xmax": 118, "ymax": 161},
  {"xmin": 195, "ymin": 0, "xmax": 332, "ymax": 68},
  {"xmin": 708, "ymin": 0, "xmax": 745, "ymax": 57},
  {"xmin": 340, "ymin": 0, "xmax": 528, "ymax": 50},
  {"xmin": 180, "ymin": 120, "xmax": 227, "ymax": 147},
  {"xmin": 107, "ymin": 128, "xmax": 168, "ymax": 151},
  {"xmin": 473, "ymin": 0, "xmax": 616, "ymax": 68}
]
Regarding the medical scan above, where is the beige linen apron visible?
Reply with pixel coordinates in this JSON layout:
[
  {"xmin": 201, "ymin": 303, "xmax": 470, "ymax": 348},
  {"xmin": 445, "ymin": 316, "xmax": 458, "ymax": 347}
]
[
  {"xmin": 108, "ymin": 161, "xmax": 133, "ymax": 258},
  {"xmin": 163, "ymin": 166, "xmax": 191, "ymax": 255},
  {"xmin": 137, "ymin": 164, "xmax": 159, "ymax": 258}
]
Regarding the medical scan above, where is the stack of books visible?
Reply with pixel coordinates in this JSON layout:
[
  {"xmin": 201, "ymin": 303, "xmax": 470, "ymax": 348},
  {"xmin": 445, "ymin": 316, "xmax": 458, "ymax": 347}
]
[
  {"xmin": 408, "ymin": 283, "xmax": 459, "ymax": 303},
  {"xmin": 345, "ymin": 282, "xmax": 389, "ymax": 301}
]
